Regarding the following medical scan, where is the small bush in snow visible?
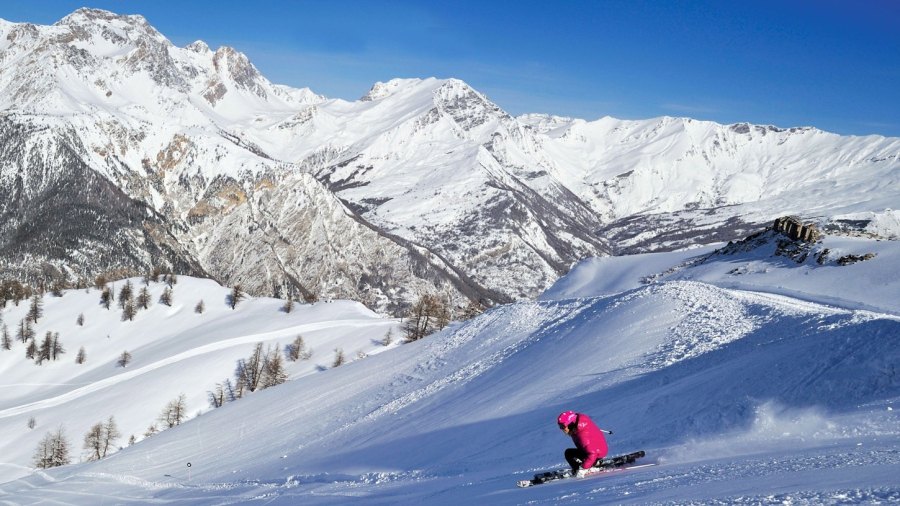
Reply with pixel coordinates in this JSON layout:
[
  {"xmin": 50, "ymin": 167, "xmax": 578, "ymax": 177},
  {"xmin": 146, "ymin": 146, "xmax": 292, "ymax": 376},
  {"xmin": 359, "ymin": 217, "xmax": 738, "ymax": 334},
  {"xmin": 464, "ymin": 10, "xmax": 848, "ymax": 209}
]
[{"xmin": 332, "ymin": 348, "xmax": 345, "ymax": 368}]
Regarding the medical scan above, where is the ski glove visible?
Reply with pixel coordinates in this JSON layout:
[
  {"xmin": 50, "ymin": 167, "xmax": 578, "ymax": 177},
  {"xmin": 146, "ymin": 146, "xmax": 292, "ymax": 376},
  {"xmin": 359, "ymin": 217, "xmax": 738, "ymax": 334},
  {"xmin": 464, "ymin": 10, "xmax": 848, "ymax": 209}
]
[{"xmin": 575, "ymin": 468, "xmax": 589, "ymax": 478}]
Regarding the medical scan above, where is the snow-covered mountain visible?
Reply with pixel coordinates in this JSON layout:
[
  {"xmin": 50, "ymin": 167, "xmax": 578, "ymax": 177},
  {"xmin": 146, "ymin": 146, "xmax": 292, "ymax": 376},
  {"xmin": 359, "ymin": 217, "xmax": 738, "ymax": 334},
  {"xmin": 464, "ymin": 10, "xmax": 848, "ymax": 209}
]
[
  {"xmin": 0, "ymin": 226, "xmax": 898, "ymax": 504},
  {"xmin": 1, "ymin": 8, "xmax": 899, "ymax": 312}
]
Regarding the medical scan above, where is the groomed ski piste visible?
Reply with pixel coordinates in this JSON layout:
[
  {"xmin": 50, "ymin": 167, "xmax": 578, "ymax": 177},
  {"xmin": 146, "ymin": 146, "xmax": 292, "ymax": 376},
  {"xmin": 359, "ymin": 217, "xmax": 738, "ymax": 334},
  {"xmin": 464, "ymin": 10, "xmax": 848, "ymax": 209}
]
[{"xmin": 1, "ymin": 229, "xmax": 899, "ymax": 504}]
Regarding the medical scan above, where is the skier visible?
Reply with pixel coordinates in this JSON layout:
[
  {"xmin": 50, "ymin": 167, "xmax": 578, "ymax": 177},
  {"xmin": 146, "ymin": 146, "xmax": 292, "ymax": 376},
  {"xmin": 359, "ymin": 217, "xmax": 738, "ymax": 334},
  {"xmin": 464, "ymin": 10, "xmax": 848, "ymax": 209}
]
[{"xmin": 558, "ymin": 410, "xmax": 608, "ymax": 477}]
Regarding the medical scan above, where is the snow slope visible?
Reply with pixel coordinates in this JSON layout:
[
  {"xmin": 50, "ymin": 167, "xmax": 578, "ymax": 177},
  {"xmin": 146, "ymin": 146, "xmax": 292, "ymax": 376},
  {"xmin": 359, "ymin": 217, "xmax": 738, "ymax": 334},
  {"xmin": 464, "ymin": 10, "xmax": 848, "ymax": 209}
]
[{"xmin": 1, "ymin": 231, "xmax": 898, "ymax": 504}]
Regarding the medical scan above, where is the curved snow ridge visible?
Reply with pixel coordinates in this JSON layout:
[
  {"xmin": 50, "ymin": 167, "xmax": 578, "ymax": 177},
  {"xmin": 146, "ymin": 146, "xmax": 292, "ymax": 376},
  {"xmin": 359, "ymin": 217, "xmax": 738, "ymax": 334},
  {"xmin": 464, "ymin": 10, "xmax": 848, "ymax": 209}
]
[
  {"xmin": 339, "ymin": 299, "xmax": 595, "ymax": 430},
  {"xmin": 0, "ymin": 318, "xmax": 391, "ymax": 419},
  {"xmin": 634, "ymin": 281, "xmax": 896, "ymax": 370}
]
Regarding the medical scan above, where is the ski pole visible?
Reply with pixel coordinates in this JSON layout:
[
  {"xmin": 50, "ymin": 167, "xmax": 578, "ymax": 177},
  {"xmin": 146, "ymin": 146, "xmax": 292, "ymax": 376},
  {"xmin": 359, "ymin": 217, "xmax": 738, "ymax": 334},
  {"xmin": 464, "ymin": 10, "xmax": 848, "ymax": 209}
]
[{"xmin": 600, "ymin": 429, "xmax": 613, "ymax": 434}]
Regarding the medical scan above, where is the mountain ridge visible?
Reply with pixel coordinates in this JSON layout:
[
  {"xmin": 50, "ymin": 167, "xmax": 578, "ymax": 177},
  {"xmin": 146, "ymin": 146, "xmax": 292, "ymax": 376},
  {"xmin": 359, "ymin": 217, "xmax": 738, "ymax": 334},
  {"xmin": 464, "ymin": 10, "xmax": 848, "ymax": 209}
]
[{"xmin": 0, "ymin": 8, "xmax": 897, "ymax": 312}]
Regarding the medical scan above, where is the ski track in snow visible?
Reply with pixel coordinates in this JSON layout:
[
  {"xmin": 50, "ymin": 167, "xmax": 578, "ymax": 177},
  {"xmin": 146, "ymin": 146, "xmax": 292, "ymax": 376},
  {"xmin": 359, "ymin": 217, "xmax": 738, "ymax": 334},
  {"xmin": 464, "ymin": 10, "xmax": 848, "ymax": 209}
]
[{"xmin": 0, "ymin": 318, "xmax": 390, "ymax": 419}]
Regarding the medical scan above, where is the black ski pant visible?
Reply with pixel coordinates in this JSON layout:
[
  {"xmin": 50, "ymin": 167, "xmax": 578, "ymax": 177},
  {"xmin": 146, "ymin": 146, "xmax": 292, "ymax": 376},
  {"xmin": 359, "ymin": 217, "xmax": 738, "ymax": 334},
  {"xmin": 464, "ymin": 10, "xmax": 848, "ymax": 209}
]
[{"xmin": 565, "ymin": 448, "xmax": 601, "ymax": 473}]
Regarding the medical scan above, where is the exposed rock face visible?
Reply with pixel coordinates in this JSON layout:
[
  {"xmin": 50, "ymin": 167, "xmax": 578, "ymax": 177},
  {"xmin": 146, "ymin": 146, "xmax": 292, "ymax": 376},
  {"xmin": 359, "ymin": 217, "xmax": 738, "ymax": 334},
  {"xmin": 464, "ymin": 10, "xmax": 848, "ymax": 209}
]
[{"xmin": 773, "ymin": 216, "xmax": 820, "ymax": 242}]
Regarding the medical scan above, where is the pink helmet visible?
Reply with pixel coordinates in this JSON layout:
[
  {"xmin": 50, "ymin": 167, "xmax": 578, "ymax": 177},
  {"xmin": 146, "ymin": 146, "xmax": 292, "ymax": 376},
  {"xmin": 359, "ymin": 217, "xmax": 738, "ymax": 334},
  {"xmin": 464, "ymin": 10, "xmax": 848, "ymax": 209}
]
[{"xmin": 557, "ymin": 411, "xmax": 577, "ymax": 426}]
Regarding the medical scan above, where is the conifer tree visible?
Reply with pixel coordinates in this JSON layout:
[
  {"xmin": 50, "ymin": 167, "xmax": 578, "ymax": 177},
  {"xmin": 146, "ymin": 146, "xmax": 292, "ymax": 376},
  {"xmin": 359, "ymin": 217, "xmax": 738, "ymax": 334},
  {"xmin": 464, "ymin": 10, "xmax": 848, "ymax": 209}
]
[
  {"xmin": 1, "ymin": 324, "xmax": 10, "ymax": 350},
  {"xmin": 93, "ymin": 274, "xmax": 108, "ymax": 290},
  {"xmin": 194, "ymin": 299, "xmax": 205, "ymax": 314},
  {"xmin": 27, "ymin": 294, "xmax": 43, "ymax": 324},
  {"xmin": 261, "ymin": 347, "xmax": 288, "ymax": 389},
  {"xmin": 282, "ymin": 298, "xmax": 294, "ymax": 314},
  {"xmin": 76, "ymin": 313, "xmax": 84, "ymax": 326},
  {"xmin": 75, "ymin": 346, "xmax": 86, "ymax": 364},
  {"xmin": 51, "ymin": 333, "xmax": 64, "ymax": 360},
  {"xmin": 36, "ymin": 332, "xmax": 53, "ymax": 365},
  {"xmin": 100, "ymin": 287, "xmax": 112, "ymax": 310},
  {"xmin": 117, "ymin": 350, "xmax": 132, "ymax": 368},
  {"xmin": 33, "ymin": 425, "xmax": 70, "ymax": 469},
  {"xmin": 25, "ymin": 339, "xmax": 37, "ymax": 360},
  {"xmin": 117, "ymin": 280, "xmax": 133, "ymax": 309},
  {"xmin": 286, "ymin": 335, "xmax": 312, "ymax": 361},
  {"xmin": 136, "ymin": 286, "xmax": 151, "ymax": 310},
  {"xmin": 228, "ymin": 285, "xmax": 244, "ymax": 310},
  {"xmin": 122, "ymin": 299, "xmax": 137, "ymax": 321},
  {"xmin": 160, "ymin": 287, "xmax": 173, "ymax": 306},
  {"xmin": 158, "ymin": 394, "xmax": 187, "ymax": 428}
]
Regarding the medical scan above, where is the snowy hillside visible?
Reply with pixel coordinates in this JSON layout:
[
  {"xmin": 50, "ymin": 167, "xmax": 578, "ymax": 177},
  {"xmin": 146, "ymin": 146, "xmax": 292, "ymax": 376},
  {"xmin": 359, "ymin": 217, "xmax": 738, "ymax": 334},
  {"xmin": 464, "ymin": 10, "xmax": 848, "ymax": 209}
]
[
  {"xmin": 0, "ymin": 276, "xmax": 398, "ymax": 485},
  {"xmin": 1, "ymin": 228, "xmax": 898, "ymax": 504},
  {"xmin": 1, "ymin": 8, "xmax": 899, "ymax": 310}
]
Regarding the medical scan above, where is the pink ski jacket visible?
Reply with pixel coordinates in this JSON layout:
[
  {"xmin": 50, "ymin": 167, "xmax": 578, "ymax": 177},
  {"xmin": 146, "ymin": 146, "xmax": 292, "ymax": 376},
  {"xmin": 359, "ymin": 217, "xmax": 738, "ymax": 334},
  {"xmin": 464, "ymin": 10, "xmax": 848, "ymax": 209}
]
[{"xmin": 569, "ymin": 413, "xmax": 609, "ymax": 469}]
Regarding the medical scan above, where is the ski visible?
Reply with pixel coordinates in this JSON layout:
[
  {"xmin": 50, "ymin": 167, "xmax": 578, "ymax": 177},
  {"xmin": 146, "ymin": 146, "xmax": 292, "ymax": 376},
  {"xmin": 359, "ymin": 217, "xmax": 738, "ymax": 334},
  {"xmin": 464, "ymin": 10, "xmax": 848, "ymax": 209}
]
[{"xmin": 516, "ymin": 451, "xmax": 648, "ymax": 488}]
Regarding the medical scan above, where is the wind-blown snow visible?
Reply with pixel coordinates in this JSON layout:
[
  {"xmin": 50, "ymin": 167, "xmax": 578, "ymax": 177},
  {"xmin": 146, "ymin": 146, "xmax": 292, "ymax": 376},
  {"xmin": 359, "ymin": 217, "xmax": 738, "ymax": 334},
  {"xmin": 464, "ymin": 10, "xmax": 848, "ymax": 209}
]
[{"xmin": 1, "ymin": 231, "xmax": 899, "ymax": 504}]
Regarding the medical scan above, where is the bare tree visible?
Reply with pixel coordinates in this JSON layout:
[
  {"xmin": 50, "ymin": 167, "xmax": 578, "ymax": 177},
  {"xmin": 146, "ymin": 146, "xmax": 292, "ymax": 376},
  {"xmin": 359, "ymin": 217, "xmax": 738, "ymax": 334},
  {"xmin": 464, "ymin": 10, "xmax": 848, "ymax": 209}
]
[
  {"xmin": 25, "ymin": 339, "xmax": 37, "ymax": 360},
  {"xmin": 51, "ymin": 333, "xmax": 64, "ymax": 360},
  {"xmin": 461, "ymin": 299, "xmax": 486, "ymax": 321},
  {"xmin": 332, "ymin": 348, "xmax": 345, "ymax": 368},
  {"xmin": 122, "ymin": 299, "xmax": 137, "ymax": 321},
  {"xmin": 76, "ymin": 313, "xmax": 84, "ymax": 326},
  {"xmin": 194, "ymin": 299, "xmax": 205, "ymax": 314},
  {"xmin": 165, "ymin": 272, "xmax": 178, "ymax": 286},
  {"xmin": 36, "ymin": 332, "xmax": 52, "ymax": 365},
  {"xmin": 82, "ymin": 422, "xmax": 105, "ymax": 461},
  {"xmin": 75, "ymin": 346, "xmax": 86, "ymax": 364},
  {"xmin": 136, "ymin": 286, "xmax": 151, "ymax": 310},
  {"xmin": 117, "ymin": 350, "xmax": 132, "ymax": 368},
  {"xmin": 102, "ymin": 416, "xmax": 121, "ymax": 458},
  {"xmin": 261, "ymin": 347, "xmax": 288, "ymax": 389},
  {"xmin": 28, "ymin": 416, "xmax": 36, "ymax": 429},
  {"xmin": 234, "ymin": 343, "xmax": 266, "ymax": 394},
  {"xmin": 50, "ymin": 280, "xmax": 64, "ymax": 297},
  {"xmin": 282, "ymin": 298, "xmax": 294, "ymax": 314},
  {"xmin": 27, "ymin": 294, "xmax": 43, "ymax": 324},
  {"xmin": 128, "ymin": 434, "xmax": 136, "ymax": 446},
  {"xmin": 159, "ymin": 287, "xmax": 173, "ymax": 306},
  {"xmin": 382, "ymin": 328, "xmax": 394, "ymax": 346},
  {"xmin": 33, "ymin": 425, "xmax": 70, "ymax": 469},
  {"xmin": 158, "ymin": 394, "xmax": 188, "ymax": 429},
  {"xmin": 93, "ymin": 274, "xmax": 108, "ymax": 290},
  {"xmin": 143, "ymin": 424, "xmax": 158, "ymax": 438},
  {"xmin": 228, "ymin": 285, "xmax": 244, "ymax": 310},
  {"xmin": 286, "ymin": 335, "xmax": 312, "ymax": 361},
  {"xmin": 1, "ymin": 324, "xmax": 10, "ymax": 350},
  {"xmin": 117, "ymin": 280, "xmax": 134, "ymax": 310},
  {"xmin": 402, "ymin": 294, "xmax": 448, "ymax": 341},
  {"xmin": 100, "ymin": 287, "xmax": 112, "ymax": 310}
]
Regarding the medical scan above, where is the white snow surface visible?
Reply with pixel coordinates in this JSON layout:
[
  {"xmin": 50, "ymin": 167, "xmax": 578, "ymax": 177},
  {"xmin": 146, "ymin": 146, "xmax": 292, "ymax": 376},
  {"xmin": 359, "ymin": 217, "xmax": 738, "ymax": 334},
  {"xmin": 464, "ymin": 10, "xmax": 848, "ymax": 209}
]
[{"xmin": 1, "ymin": 232, "xmax": 899, "ymax": 504}]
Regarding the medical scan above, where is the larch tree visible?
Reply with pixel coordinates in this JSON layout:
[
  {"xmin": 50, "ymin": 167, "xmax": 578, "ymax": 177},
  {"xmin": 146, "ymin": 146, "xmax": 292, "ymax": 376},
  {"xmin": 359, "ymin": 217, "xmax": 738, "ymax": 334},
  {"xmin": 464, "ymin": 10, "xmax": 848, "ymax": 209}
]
[
  {"xmin": 136, "ymin": 286, "xmax": 151, "ymax": 310},
  {"xmin": 286, "ymin": 335, "xmax": 312, "ymax": 361},
  {"xmin": 332, "ymin": 348, "xmax": 346, "ymax": 368},
  {"xmin": 228, "ymin": 285, "xmax": 244, "ymax": 310},
  {"xmin": 33, "ymin": 425, "xmax": 70, "ymax": 469},
  {"xmin": 27, "ymin": 294, "xmax": 43, "ymax": 324},
  {"xmin": 51, "ymin": 332, "xmax": 64, "ymax": 360},
  {"xmin": 76, "ymin": 313, "xmax": 84, "ymax": 326},
  {"xmin": 75, "ymin": 346, "xmax": 86, "ymax": 364},
  {"xmin": 1, "ymin": 324, "xmax": 10, "ymax": 350},
  {"xmin": 261, "ymin": 347, "xmax": 288, "ymax": 389},
  {"xmin": 117, "ymin": 280, "xmax": 133, "ymax": 309},
  {"xmin": 117, "ymin": 350, "xmax": 132, "ymax": 368},
  {"xmin": 122, "ymin": 299, "xmax": 137, "ymax": 321},
  {"xmin": 194, "ymin": 299, "xmax": 205, "ymax": 314},
  {"xmin": 158, "ymin": 394, "xmax": 187, "ymax": 429},
  {"xmin": 159, "ymin": 287, "xmax": 173, "ymax": 307}
]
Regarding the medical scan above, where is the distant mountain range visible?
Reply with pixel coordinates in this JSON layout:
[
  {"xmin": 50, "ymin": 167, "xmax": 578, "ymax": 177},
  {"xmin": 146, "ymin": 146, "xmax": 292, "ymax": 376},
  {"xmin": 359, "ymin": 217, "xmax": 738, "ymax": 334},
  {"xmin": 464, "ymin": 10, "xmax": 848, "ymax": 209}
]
[{"xmin": 1, "ymin": 8, "xmax": 898, "ymax": 312}]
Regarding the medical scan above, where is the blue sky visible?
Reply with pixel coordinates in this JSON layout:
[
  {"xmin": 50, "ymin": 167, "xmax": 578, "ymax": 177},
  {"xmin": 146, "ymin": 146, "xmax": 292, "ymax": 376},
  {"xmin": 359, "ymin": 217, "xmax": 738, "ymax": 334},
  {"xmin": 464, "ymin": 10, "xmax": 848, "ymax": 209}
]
[{"xmin": 3, "ymin": 1, "xmax": 899, "ymax": 136}]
